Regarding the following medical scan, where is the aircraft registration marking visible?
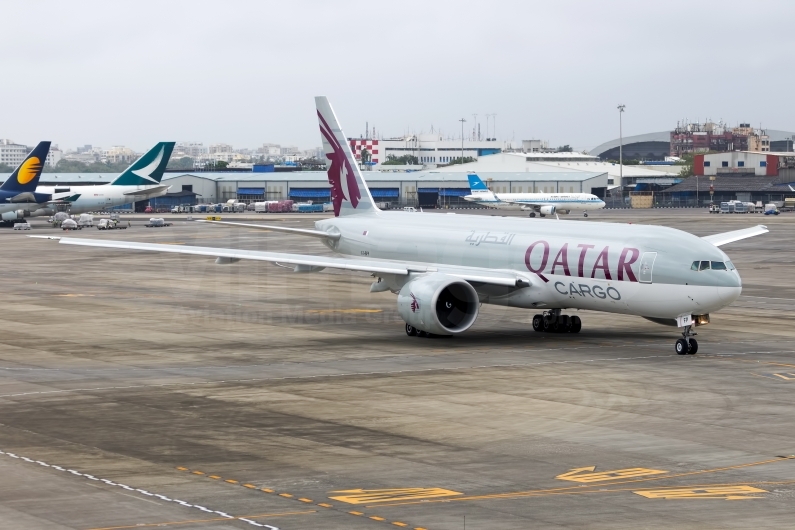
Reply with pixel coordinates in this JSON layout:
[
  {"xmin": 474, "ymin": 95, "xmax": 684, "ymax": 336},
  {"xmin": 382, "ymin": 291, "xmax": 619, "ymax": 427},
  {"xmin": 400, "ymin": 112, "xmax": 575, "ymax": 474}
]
[
  {"xmin": 329, "ymin": 488, "xmax": 463, "ymax": 505},
  {"xmin": 633, "ymin": 485, "xmax": 767, "ymax": 500},
  {"xmin": 556, "ymin": 466, "xmax": 668, "ymax": 483}
]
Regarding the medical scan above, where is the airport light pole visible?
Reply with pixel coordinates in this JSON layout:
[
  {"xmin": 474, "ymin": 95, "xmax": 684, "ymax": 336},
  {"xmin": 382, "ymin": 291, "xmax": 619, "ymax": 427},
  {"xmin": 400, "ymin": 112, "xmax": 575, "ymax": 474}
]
[
  {"xmin": 617, "ymin": 104, "xmax": 625, "ymax": 197},
  {"xmin": 459, "ymin": 118, "xmax": 466, "ymax": 164}
]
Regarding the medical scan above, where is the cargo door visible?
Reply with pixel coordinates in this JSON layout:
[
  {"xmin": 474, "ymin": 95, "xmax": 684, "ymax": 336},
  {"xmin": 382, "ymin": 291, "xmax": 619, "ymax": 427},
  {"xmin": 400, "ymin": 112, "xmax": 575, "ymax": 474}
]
[{"xmin": 639, "ymin": 252, "xmax": 657, "ymax": 284}]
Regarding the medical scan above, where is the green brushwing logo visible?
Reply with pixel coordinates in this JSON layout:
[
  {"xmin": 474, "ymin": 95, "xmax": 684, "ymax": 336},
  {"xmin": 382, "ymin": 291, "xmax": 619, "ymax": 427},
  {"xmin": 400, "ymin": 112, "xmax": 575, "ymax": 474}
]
[{"xmin": 111, "ymin": 142, "xmax": 175, "ymax": 186}]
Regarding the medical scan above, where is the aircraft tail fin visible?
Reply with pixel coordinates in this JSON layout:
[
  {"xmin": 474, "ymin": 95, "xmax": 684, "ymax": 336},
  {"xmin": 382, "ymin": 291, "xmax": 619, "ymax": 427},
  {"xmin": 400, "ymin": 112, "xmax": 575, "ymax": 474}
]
[
  {"xmin": 111, "ymin": 142, "xmax": 175, "ymax": 186},
  {"xmin": 315, "ymin": 96, "xmax": 378, "ymax": 217},
  {"xmin": 467, "ymin": 174, "xmax": 491, "ymax": 193},
  {"xmin": 1, "ymin": 141, "xmax": 51, "ymax": 192}
]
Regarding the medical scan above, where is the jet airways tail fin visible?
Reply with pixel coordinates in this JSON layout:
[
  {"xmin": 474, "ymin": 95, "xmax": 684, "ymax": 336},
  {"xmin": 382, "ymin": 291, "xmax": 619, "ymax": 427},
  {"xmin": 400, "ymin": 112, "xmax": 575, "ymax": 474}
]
[
  {"xmin": 1, "ymin": 141, "xmax": 51, "ymax": 193},
  {"xmin": 111, "ymin": 142, "xmax": 175, "ymax": 186},
  {"xmin": 315, "ymin": 96, "xmax": 378, "ymax": 217}
]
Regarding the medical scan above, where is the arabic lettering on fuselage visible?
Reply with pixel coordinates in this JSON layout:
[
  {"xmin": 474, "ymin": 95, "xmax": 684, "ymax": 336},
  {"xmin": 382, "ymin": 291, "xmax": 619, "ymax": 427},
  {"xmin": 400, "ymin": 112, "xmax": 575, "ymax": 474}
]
[
  {"xmin": 465, "ymin": 231, "xmax": 517, "ymax": 246},
  {"xmin": 524, "ymin": 240, "xmax": 640, "ymax": 283}
]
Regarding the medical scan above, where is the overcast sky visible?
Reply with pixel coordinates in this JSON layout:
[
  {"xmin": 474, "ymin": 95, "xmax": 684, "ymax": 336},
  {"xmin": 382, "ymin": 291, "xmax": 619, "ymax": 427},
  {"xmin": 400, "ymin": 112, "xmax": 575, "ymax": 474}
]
[{"xmin": 3, "ymin": 0, "xmax": 794, "ymax": 152}]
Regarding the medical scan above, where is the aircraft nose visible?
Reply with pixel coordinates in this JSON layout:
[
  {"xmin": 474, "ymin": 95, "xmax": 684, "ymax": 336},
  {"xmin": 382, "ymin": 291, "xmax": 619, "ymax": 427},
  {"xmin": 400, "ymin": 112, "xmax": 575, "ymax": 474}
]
[{"xmin": 719, "ymin": 285, "xmax": 741, "ymax": 304}]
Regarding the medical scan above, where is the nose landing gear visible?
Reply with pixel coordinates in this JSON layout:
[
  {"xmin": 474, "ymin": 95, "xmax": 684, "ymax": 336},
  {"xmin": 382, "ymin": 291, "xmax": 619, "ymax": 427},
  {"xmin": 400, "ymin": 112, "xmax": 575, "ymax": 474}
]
[{"xmin": 675, "ymin": 325, "xmax": 698, "ymax": 355}]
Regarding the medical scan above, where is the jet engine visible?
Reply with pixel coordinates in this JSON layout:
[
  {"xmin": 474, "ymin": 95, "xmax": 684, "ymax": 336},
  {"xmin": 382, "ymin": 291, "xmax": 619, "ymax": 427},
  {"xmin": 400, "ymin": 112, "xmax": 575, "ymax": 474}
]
[
  {"xmin": 397, "ymin": 273, "xmax": 479, "ymax": 335},
  {"xmin": 539, "ymin": 205, "xmax": 556, "ymax": 215},
  {"xmin": 1, "ymin": 210, "xmax": 30, "ymax": 221}
]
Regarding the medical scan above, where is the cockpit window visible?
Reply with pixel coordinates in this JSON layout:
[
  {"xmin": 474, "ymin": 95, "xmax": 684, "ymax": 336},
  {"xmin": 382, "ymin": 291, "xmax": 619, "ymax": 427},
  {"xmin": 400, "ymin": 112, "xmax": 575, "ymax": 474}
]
[{"xmin": 692, "ymin": 260, "xmax": 732, "ymax": 271}]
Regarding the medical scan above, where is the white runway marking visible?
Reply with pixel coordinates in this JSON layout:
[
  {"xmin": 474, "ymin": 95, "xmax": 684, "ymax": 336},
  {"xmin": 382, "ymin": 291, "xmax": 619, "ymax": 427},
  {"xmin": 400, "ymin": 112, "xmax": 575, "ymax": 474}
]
[{"xmin": 0, "ymin": 450, "xmax": 279, "ymax": 529}]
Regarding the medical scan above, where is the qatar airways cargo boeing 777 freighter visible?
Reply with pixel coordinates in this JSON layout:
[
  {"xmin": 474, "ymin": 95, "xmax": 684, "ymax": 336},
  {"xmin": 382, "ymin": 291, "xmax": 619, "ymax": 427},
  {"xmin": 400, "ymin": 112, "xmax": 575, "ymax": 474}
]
[{"xmin": 36, "ymin": 97, "xmax": 768, "ymax": 355}]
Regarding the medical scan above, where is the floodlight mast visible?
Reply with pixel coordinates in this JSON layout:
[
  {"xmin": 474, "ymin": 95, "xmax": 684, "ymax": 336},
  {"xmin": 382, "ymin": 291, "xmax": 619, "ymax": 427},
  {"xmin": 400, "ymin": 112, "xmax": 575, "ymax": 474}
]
[
  {"xmin": 459, "ymin": 118, "xmax": 466, "ymax": 163},
  {"xmin": 617, "ymin": 104, "xmax": 626, "ymax": 192}
]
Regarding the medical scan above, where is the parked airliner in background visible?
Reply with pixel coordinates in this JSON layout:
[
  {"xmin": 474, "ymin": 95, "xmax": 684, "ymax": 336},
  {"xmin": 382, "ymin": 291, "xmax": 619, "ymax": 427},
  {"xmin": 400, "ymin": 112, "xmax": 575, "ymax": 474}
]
[
  {"xmin": 464, "ymin": 174, "xmax": 605, "ymax": 217},
  {"xmin": 0, "ymin": 142, "xmax": 79, "ymax": 224},
  {"xmin": 30, "ymin": 142, "xmax": 175, "ymax": 218},
  {"xmin": 37, "ymin": 98, "xmax": 767, "ymax": 355}
]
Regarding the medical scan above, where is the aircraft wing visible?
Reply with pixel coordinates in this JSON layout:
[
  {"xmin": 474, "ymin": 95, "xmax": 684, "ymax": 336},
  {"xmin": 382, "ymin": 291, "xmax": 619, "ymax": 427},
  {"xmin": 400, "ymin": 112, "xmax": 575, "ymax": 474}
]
[
  {"xmin": 47, "ymin": 193, "xmax": 81, "ymax": 204},
  {"xmin": 196, "ymin": 220, "xmax": 341, "ymax": 240},
  {"xmin": 123, "ymin": 185, "xmax": 171, "ymax": 196},
  {"xmin": 32, "ymin": 236, "xmax": 531, "ymax": 287},
  {"xmin": 701, "ymin": 225, "xmax": 768, "ymax": 247}
]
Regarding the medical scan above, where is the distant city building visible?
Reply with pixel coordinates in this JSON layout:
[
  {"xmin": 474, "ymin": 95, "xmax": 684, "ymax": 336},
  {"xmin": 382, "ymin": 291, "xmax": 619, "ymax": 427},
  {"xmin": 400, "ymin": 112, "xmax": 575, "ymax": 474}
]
[
  {"xmin": 0, "ymin": 139, "xmax": 62, "ymax": 167},
  {"xmin": 64, "ymin": 152, "xmax": 100, "ymax": 164},
  {"xmin": 102, "ymin": 146, "xmax": 139, "ymax": 164},
  {"xmin": 591, "ymin": 127, "xmax": 794, "ymax": 161},
  {"xmin": 521, "ymin": 139, "xmax": 551, "ymax": 153},
  {"xmin": 174, "ymin": 142, "xmax": 207, "ymax": 158},
  {"xmin": 261, "ymin": 143, "xmax": 281, "ymax": 156},
  {"xmin": 670, "ymin": 122, "xmax": 770, "ymax": 157},
  {"xmin": 209, "ymin": 143, "xmax": 233, "ymax": 154},
  {"xmin": 349, "ymin": 134, "xmax": 503, "ymax": 167}
]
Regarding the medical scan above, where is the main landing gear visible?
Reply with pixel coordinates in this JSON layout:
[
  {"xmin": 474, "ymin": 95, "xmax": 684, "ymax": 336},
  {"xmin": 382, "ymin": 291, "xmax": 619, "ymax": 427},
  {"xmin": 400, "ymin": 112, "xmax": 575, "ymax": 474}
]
[
  {"xmin": 405, "ymin": 323, "xmax": 444, "ymax": 339},
  {"xmin": 675, "ymin": 325, "xmax": 698, "ymax": 355},
  {"xmin": 529, "ymin": 212, "xmax": 535, "ymax": 218},
  {"xmin": 583, "ymin": 212, "xmax": 589, "ymax": 217},
  {"xmin": 532, "ymin": 310, "xmax": 581, "ymax": 333}
]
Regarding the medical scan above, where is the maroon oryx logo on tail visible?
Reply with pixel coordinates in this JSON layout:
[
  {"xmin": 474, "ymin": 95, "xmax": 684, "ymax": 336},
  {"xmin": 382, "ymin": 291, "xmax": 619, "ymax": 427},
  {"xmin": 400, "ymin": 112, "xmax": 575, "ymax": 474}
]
[
  {"xmin": 318, "ymin": 110, "xmax": 361, "ymax": 216},
  {"xmin": 410, "ymin": 293, "xmax": 420, "ymax": 313}
]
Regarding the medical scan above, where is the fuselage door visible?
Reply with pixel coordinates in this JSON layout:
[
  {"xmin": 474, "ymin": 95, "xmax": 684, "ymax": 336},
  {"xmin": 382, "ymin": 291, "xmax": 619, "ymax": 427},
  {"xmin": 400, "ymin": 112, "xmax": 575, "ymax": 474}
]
[{"xmin": 639, "ymin": 252, "xmax": 657, "ymax": 284}]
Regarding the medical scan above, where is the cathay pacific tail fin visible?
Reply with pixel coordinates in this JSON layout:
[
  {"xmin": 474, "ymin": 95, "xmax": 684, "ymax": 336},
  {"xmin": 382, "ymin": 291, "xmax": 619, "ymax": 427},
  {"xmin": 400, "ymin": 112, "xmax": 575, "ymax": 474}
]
[
  {"xmin": 1, "ymin": 141, "xmax": 51, "ymax": 193},
  {"xmin": 111, "ymin": 142, "xmax": 175, "ymax": 186},
  {"xmin": 315, "ymin": 96, "xmax": 378, "ymax": 217}
]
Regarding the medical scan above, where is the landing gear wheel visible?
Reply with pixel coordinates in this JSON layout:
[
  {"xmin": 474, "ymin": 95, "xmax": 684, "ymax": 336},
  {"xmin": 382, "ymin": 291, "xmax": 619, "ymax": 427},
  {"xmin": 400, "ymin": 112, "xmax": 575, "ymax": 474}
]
[
  {"xmin": 417, "ymin": 330, "xmax": 428, "ymax": 338},
  {"xmin": 529, "ymin": 212, "xmax": 536, "ymax": 218},
  {"xmin": 584, "ymin": 213, "xmax": 589, "ymax": 218},
  {"xmin": 561, "ymin": 315, "xmax": 572, "ymax": 332},
  {"xmin": 675, "ymin": 338, "xmax": 689, "ymax": 355},
  {"xmin": 687, "ymin": 338, "xmax": 698, "ymax": 355},
  {"xmin": 540, "ymin": 214, "xmax": 546, "ymax": 218},
  {"xmin": 570, "ymin": 316, "xmax": 582, "ymax": 333},
  {"xmin": 532, "ymin": 314, "xmax": 543, "ymax": 332},
  {"xmin": 551, "ymin": 320, "xmax": 560, "ymax": 332},
  {"xmin": 405, "ymin": 323, "xmax": 417, "ymax": 337},
  {"xmin": 542, "ymin": 316, "xmax": 553, "ymax": 332}
]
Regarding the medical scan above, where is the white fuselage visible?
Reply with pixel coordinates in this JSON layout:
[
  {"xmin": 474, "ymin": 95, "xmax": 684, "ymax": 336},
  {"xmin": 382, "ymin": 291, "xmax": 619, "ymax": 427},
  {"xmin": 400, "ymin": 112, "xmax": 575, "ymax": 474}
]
[
  {"xmin": 314, "ymin": 211, "xmax": 741, "ymax": 320},
  {"xmin": 35, "ymin": 184, "xmax": 169, "ymax": 215},
  {"xmin": 465, "ymin": 192, "xmax": 605, "ymax": 212}
]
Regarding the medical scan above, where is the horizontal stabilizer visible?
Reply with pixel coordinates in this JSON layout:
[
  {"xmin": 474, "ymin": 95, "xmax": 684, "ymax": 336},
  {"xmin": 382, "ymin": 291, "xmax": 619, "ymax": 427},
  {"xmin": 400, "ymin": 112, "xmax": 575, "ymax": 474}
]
[
  {"xmin": 7, "ymin": 192, "xmax": 38, "ymax": 203},
  {"xmin": 701, "ymin": 225, "xmax": 768, "ymax": 247}
]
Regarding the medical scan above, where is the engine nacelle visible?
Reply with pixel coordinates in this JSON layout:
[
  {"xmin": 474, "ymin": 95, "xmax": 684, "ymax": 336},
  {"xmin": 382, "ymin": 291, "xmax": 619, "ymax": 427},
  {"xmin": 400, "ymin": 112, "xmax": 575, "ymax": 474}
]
[
  {"xmin": 539, "ymin": 205, "xmax": 556, "ymax": 215},
  {"xmin": 1, "ymin": 210, "xmax": 29, "ymax": 221},
  {"xmin": 397, "ymin": 273, "xmax": 479, "ymax": 335}
]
